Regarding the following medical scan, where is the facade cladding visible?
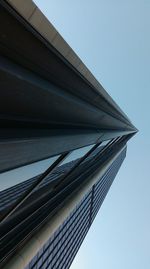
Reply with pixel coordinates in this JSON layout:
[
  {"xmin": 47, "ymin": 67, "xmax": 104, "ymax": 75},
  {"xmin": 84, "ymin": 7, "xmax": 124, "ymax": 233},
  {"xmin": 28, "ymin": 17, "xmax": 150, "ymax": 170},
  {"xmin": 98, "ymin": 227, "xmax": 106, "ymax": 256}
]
[
  {"xmin": 24, "ymin": 148, "xmax": 126, "ymax": 269},
  {"xmin": 0, "ymin": 145, "xmax": 106, "ymax": 215},
  {"xmin": 0, "ymin": 1, "xmax": 137, "ymax": 269}
]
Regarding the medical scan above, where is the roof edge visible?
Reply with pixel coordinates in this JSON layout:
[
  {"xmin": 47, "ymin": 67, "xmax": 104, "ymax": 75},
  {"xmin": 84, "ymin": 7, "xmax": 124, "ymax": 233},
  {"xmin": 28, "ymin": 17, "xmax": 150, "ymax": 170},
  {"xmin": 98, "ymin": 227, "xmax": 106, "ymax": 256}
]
[{"xmin": 5, "ymin": 0, "xmax": 135, "ymax": 128}]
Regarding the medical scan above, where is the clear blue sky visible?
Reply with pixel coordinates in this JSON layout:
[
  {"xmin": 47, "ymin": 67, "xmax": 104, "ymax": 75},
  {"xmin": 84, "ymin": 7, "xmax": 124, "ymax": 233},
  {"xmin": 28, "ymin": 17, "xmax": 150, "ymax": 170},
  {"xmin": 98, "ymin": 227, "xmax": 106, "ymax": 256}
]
[{"xmin": 34, "ymin": 1, "xmax": 150, "ymax": 268}]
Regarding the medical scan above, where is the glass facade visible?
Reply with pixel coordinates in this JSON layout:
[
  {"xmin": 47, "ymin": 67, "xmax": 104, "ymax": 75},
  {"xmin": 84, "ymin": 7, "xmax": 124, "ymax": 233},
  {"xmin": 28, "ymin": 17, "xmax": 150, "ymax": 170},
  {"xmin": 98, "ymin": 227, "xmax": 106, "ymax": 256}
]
[
  {"xmin": 1, "ymin": 138, "xmax": 126, "ymax": 266},
  {"xmin": 0, "ymin": 134, "xmax": 128, "ymax": 269},
  {"xmin": 0, "ymin": 140, "xmax": 114, "ymax": 223},
  {"xmin": 24, "ymin": 148, "xmax": 126, "ymax": 269},
  {"xmin": 0, "ymin": 155, "xmax": 60, "ymax": 219},
  {"xmin": 0, "ymin": 144, "xmax": 94, "ymax": 218}
]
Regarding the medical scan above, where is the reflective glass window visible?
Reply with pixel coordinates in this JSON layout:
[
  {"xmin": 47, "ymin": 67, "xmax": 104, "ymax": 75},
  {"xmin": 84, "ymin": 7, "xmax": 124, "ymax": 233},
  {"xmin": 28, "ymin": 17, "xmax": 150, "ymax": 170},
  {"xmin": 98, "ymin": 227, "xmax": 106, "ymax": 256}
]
[
  {"xmin": 43, "ymin": 144, "xmax": 94, "ymax": 183},
  {"xmin": 60, "ymin": 145, "xmax": 93, "ymax": 165},
  {"xmin": 0, "ymin": 155, "xmax": 59, "ymax": 216},
  {"xmin": 82, "ymin": 139, "xmax": 112, "ymax": 164},
  {"xmin": 0, "ymin": 155, "xmax": 59, "ymax": 192},
  {"xmin": 99, "ymin": 139, "xmax": 111, "ymax": 147}
]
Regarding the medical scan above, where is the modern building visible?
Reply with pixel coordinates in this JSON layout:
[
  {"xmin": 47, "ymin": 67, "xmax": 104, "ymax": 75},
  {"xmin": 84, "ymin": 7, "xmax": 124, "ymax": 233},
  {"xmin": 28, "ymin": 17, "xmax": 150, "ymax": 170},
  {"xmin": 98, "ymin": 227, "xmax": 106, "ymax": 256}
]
[{"xmin": 0, "ymin": 1, "xmax": 137, "ymax": 268}]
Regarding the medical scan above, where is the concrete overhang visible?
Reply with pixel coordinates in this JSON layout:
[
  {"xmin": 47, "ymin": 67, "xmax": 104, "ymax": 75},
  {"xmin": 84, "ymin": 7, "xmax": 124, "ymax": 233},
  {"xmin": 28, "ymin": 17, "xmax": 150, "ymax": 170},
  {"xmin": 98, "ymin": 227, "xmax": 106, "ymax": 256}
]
[{"xmin": 0, "ymin": 0, "xmax": 137, "ymax": 133}]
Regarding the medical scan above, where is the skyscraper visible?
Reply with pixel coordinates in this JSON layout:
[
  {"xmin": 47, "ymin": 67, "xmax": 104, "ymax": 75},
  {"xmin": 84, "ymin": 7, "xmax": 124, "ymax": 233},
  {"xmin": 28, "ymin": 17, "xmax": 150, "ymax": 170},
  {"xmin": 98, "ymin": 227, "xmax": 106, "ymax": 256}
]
[{"xmin": 0, "ymin": 1, "xmax": 137, "ymax": 268}]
